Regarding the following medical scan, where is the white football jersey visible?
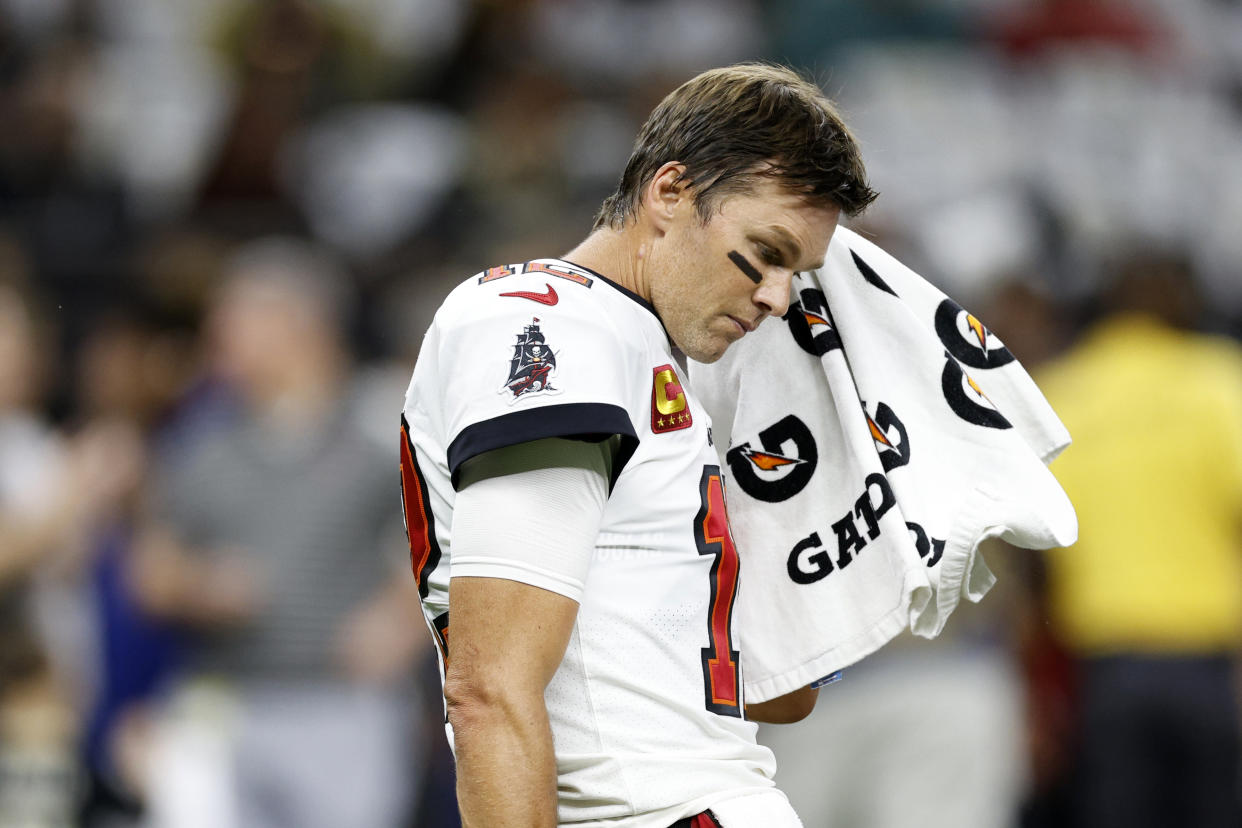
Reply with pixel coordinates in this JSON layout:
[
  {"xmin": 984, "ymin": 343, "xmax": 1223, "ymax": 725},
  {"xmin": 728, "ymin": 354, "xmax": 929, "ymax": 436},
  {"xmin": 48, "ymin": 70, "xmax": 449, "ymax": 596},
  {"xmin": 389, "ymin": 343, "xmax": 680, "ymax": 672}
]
[{"xmin": 400, "ymin": 258, "xmax": 777, "ymax": 826}]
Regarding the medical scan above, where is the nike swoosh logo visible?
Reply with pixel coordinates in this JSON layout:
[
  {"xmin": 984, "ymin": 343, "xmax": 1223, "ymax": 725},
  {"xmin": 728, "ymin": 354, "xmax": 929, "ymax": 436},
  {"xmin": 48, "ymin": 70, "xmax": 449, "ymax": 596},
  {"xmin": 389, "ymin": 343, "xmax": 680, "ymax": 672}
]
[{"xmin": 499, "ymin": 283, "xmax": 559, "ymax": 306}]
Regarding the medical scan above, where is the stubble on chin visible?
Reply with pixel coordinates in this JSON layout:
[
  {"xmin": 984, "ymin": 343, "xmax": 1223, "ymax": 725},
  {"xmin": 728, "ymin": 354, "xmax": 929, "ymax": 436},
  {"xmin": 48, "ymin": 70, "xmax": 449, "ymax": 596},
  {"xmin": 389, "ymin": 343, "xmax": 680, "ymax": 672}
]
[
  {"xmin": 678, "ymin": 327, "xmax": 729, "ymax": 364},
  {"xmin": 693, "ymin": 348, "xmax": 726, "ymax": 365}
]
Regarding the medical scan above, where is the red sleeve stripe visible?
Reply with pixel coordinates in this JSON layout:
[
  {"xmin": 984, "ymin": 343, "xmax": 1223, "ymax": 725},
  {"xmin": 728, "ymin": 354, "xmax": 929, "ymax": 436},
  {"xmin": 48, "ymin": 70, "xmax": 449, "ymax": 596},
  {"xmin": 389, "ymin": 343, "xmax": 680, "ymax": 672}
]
[{"xmin": 400, "ymin": 416, "xmax": 442, "ymax": 599}]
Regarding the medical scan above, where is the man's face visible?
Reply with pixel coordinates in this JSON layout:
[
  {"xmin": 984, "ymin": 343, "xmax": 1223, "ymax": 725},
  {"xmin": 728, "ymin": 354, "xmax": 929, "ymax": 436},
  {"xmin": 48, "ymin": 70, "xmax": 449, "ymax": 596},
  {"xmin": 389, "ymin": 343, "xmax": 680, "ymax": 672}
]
[{"xmin": 650, "ymin": 176, "xmax": 839, "ymax": 364}]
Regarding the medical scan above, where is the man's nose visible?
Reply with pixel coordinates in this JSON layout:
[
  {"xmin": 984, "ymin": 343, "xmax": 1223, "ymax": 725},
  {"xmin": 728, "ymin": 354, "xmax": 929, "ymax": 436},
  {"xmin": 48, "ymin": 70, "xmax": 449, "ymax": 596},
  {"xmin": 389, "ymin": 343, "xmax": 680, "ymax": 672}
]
[{"xmin": 752, "ymin": 268, "xmax": 794, "ymax": 319}]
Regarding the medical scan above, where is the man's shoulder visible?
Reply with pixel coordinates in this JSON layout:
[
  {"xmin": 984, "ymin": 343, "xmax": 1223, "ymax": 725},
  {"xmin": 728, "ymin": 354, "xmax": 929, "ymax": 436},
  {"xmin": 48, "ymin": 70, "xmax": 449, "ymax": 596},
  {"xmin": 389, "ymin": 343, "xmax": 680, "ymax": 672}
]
[
  {"xmin": 429, "ymin": 258, "xmax": 655, "ymax": 363},
  {"xmin": 409, "ymin": 259, "xmax": 656, "ymax": 484},
  {"xmin": 437, "ymin": 258, "xmax": 610, "ymax": 316}
]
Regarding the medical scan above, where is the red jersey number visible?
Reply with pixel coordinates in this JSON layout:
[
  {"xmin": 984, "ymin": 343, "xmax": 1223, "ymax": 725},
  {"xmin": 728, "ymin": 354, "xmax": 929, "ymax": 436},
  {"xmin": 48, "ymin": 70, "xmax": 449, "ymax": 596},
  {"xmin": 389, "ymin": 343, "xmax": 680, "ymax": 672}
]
[{"xmin": 694, "ymin": 466, "xmax": 742, "ymax": 717}]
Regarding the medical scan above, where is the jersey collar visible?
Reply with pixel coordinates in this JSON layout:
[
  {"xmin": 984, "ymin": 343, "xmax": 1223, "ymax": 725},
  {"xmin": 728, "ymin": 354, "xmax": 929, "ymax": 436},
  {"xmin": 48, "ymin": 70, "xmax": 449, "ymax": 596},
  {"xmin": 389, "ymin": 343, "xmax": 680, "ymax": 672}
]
[{"xmin": 559, "ymin": 258, "xmax": 670, "ymax": 344}]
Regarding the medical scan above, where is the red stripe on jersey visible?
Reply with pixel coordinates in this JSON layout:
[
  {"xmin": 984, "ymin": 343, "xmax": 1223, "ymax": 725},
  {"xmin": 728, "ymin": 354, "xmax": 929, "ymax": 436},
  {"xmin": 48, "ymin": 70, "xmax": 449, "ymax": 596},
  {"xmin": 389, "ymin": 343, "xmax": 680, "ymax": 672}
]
[{"xmin": 400, "ymin": 419, "xmax": 440, "ymax": 597}]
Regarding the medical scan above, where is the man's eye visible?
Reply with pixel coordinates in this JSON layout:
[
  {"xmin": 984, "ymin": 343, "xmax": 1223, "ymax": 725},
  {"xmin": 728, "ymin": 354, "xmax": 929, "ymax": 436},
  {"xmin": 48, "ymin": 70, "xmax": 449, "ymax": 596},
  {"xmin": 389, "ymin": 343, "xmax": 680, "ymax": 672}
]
[{"xmin": 757, "ymin": 244, "xmax": 783, "ymax": 266}]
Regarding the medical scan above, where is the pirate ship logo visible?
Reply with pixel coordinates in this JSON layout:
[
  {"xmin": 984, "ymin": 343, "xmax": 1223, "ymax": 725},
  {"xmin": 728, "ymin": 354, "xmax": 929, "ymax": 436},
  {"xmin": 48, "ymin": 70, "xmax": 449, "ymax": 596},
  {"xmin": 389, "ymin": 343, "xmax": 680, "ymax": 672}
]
[{"xmin": 500, "ymin": 318, "xmax": 560, "ymax": 401}]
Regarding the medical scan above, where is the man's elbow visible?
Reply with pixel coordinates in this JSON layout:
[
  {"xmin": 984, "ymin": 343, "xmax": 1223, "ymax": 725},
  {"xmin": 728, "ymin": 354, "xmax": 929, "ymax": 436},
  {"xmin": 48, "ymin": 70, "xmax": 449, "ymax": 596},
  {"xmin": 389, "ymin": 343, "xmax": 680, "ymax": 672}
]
[
  {"xmin": 444, "ymin": 671, "xmax": 535, "ymax": 735},
  {"xmin": 444, "ymin": 675, "xmax": 487, "ymax": 731}
]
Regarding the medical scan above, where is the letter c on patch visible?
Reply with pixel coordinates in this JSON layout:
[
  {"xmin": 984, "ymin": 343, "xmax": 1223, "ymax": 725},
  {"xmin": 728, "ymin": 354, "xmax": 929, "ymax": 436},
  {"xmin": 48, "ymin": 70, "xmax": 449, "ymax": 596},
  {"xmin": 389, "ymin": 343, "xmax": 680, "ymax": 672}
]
[{"xmin": 654, "ymin": 367, "xmax": 687, "ymax": 415}]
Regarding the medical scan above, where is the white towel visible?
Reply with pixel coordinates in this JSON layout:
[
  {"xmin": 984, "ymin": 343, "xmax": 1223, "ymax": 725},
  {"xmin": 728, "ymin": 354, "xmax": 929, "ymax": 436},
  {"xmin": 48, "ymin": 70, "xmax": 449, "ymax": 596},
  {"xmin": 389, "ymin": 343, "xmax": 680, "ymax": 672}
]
[{"xmin": 689, "ymin": 227, "xmax": 1077, "ymax": 703}]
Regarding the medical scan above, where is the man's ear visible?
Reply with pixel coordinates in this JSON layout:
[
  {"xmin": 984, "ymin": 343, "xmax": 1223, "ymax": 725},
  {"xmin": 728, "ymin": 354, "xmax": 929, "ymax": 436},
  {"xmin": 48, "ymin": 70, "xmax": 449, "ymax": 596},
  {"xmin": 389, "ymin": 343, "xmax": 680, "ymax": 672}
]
[{"xmin": 641, "ymin": 162, "xmax": 691, "ymax": 234}]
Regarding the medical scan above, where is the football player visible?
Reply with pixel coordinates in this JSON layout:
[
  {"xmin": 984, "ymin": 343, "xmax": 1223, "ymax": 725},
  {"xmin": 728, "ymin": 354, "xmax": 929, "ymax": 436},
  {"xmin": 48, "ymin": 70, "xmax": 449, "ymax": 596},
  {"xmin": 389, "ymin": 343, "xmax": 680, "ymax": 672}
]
[{"xmin": 401, "ymin": 63, "xmax": 876, "ymax": 827}]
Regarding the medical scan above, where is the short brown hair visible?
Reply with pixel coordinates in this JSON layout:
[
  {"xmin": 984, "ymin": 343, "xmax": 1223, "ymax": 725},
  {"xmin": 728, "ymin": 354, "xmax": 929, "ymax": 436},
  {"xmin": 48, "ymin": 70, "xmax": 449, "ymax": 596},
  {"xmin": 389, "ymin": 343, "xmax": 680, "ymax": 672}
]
[{"xmin": 593, "ymin": 63, "xmax": 877, "ymax": 229}]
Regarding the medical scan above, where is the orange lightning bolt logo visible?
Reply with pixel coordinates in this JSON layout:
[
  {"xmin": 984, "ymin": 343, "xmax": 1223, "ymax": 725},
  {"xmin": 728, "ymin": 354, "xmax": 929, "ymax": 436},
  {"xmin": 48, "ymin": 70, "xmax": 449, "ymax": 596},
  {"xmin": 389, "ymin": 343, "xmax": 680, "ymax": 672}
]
[
  {"xmin": 866, "ymin": 412, "xmax": 895, "ymax": 448},
  {"xmin": 740, "ymin": 445, "xmax": 805, "ymax": 472},
  {"xmin": 965, "ymin": 372, "xmax": 992, "ymax": 403},
  {"xmin": 966, "ymin": 313, "xmax": 989, "ymax": 355}
]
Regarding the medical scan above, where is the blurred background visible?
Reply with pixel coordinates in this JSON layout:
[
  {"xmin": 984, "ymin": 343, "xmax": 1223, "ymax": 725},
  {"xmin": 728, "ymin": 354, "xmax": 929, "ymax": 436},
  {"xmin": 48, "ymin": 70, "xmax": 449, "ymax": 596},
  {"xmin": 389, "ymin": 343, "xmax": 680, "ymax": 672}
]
[{"xmin": 1, "ymin": 0, "xmax": 1241, "ymax": 826}]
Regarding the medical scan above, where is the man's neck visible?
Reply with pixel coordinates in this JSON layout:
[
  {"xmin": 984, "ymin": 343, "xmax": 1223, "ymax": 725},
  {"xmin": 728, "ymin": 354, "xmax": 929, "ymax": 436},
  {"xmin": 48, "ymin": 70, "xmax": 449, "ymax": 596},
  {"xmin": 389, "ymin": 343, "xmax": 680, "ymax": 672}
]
[{"xmin": 563, "ymin": 226, "xmax": 653, "ymax": 303}]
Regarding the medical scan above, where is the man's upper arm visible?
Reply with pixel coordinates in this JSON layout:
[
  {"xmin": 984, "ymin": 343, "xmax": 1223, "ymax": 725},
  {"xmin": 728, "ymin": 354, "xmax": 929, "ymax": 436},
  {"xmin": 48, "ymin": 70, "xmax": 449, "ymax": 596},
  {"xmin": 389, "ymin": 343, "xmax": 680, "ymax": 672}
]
[
  {"xmin": 451, "ymin": 439, "xmax": 611, "ymax": 606},
  {"xmin": 445, "ymin": 440, "xmax": 611, "ymax": 701}
]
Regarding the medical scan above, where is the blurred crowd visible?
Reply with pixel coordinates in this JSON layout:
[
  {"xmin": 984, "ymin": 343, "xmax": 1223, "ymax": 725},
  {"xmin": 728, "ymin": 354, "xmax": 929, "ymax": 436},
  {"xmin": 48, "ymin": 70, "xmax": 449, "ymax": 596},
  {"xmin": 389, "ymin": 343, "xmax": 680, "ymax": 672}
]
[{"xmin": 1, "ymin": 0, "xmax": 1241, "ymax": 827}]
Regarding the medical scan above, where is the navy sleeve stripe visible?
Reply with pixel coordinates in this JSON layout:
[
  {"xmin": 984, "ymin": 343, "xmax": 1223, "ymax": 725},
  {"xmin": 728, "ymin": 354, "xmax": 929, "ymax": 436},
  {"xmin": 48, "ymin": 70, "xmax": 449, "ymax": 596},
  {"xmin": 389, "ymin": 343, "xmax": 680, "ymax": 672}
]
[{"xmin": 447, "ymin": 402, "xmax": 638, "ymax": 490}]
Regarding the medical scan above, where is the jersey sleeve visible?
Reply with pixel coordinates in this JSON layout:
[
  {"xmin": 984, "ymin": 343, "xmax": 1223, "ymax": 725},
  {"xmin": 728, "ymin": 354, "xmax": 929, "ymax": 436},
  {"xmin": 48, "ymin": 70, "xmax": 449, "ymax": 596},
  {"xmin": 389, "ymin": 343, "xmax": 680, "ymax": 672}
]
[
  {"xmin": 429, "ymin": 282, "xmax": 639, "ymax": 488},
  {"xmin": 450, "ymin": 455, "xmax": 609, "ymax": 602}
]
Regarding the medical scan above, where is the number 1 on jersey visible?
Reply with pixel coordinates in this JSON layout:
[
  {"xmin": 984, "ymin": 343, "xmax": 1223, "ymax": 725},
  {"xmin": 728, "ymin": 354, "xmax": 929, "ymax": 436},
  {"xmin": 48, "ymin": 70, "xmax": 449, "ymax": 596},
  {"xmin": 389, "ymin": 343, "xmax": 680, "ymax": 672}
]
[{"xmin": 694, "ymin": 465, "xmax": 742, "ymax": 717}]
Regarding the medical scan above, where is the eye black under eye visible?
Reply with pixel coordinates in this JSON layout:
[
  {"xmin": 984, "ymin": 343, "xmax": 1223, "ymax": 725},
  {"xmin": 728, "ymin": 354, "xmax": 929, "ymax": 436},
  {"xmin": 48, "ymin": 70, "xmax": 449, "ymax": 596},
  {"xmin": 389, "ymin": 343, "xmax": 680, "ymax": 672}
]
[{"xmin": 727, "ymin": 250, "xmax": 763, "ymax": 284}]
